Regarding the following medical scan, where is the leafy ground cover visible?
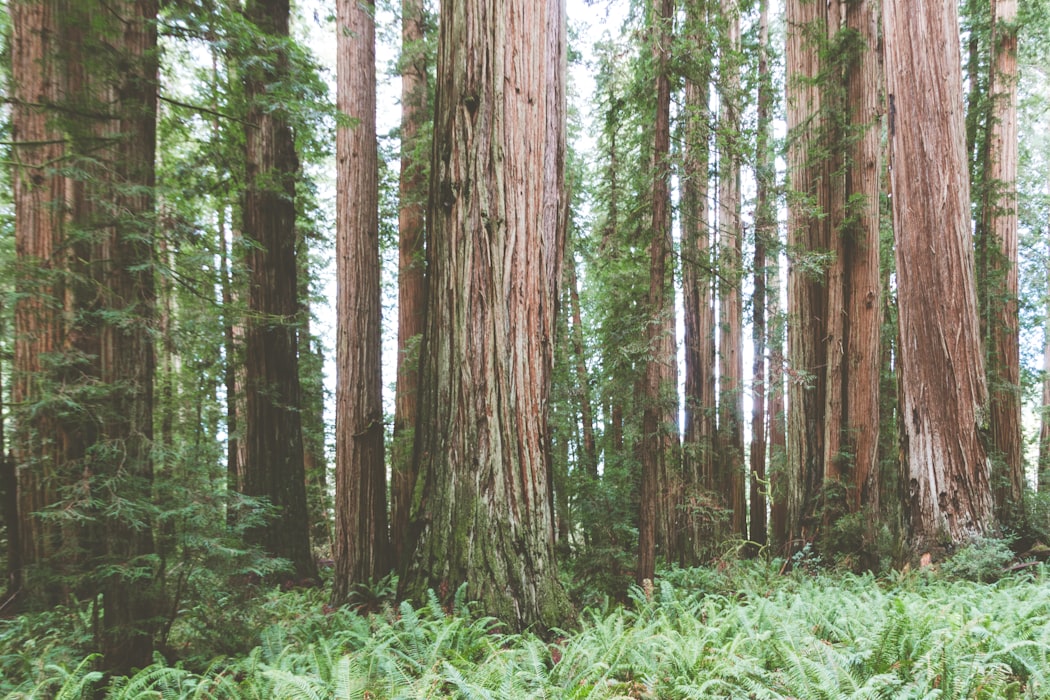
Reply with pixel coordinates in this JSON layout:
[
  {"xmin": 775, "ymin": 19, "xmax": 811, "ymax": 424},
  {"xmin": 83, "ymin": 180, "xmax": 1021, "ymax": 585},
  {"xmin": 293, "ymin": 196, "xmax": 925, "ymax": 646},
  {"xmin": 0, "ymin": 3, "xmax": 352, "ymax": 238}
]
[{"xmin": 3, "ymin": 558, "xmax": 1050, "ymax": 698}]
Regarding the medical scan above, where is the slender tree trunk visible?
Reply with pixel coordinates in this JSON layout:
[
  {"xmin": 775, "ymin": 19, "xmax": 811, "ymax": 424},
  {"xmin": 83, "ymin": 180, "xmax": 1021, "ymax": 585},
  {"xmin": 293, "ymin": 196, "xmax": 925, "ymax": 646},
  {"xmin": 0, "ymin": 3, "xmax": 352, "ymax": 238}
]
[
  {"xmin": 884, "ymin": 0, "xmax": 995, "ymax": 550},
  {"xmin": 717, "ymin": 0, "xmax": 745, "ymax": 539},
  {"xmin": 332, "ymin": 0, "xmax": 391, "ymax": 601},
  {"xmin": 984, "ymin": 0, "xmax": 1023, "ymax": 524},
  {"xmin": 241, "ymin": 0, "xmax": 317, "ymax": 582},
  {"xmin": 1042, "ymin": 307, "xmax": 1050, "ymax": 491},
  {"xmin": 768, "ymin": 255, "xmax": 789, "ymax": 549},
  {"xmin": 681, "ymin": 0, "xmax": 716, "ymax": 564},
  {"xmin": 567, "ymin": 259, "xmax": 598, "ymax": 477},
  {"xmin": 749, "ymin": 0, "xmax": 772, "ymax": 551},
  {"xmin": 399, "ymin": 0, "xmax": 572, "ymax": 630},
  {"xmin": 786, "ymin": 0, "xmax": 882, "ymax": 553},
  {"xmin": 391, "ymin": 0, "xmax": 429, "ymax": 565},
  {"xmin": 638, "ymin": 0, "xmax": 677, "ymax": 584},
  {"xmin": 1041, "ymin": 179, "xmax": 1050, "ymax": 493},
  {"xmin": 0, "ymin": 303, "xmax": 15, "ymax": 599}
]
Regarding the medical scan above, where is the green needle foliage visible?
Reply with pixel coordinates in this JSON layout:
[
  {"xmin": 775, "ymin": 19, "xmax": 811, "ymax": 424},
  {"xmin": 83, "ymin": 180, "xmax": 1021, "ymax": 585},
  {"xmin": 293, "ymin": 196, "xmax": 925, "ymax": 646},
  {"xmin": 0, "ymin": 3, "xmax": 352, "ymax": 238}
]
[{"xmin": 6, "ymin": 561, "xmax": 1050, "ymax": 698}]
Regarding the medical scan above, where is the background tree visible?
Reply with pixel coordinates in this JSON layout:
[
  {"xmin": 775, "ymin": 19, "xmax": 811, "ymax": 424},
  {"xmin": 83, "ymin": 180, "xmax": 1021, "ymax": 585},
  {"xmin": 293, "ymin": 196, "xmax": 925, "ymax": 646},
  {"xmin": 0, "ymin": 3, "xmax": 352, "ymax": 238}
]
[
  {"xmin": 638, "ymin": 0, "xmax": 678, "ymax": 584},
  {"xmin": 716, "ymin": 0, "xmax": 745, "ymax": 539},
  {"xmin": 884, "ymin": 0, "xmax": 995, "ymax": 550},
  {"xmin": 331, "ymin": 0, "xmax": 391, "ymax": 602},
  {"xmin": 982, "ymin": 0, "xmax": 1023, "ymax": 525},
  {"xmin": 240, "ymin": 0, "xmax": 317, "ymax": 582},
  {"xmin": 680, "ymin": 0, "xmax": 718, "ymax": 564},
  {"xmin": 399, "ymin": 0, "xmax": 572, "ymax": 629},
  {"xmin": 391, "ymin": 0, "xmax": 430, "ymax": 563}
]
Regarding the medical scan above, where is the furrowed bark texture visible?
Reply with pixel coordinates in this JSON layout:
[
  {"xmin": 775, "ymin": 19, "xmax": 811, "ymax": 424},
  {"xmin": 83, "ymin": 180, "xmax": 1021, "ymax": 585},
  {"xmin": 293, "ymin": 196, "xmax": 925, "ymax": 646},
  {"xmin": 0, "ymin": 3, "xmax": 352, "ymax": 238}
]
[
  {"xmin": 718, "ymin": 0, "xmax": 746, "ymax": 539},
  {"xmin": 984, "ymin": 0, "xmax": 1023, "ymax": 521},
  {"xmin": 11, "ymin": 0, "xmax": 71, "ymax": 599},
  {"xmin": 242, "ymin": 0, "xmax": 317, "ymax": 582},
  {"xmin": 391, "ymin": 0, "xmax": 428, "ymax": 563},
  {"xmin": 638, "ymin": 0, "xmax": 678, "ymax": 584},
  {"xmin": 679, "ymin": 0, "xmax": 716, "ymax": 565},
  {"xmin": 400, "ymin": 0, "xmax": 572, "ymax": 630},
  {"xmin": 884, "ymin": 0, "xmax": 995, "ymax": 548},
  {"xmin": 785, "ymin": 0, "xmax": 882, "ymax": 548},
  {"xmin": 332, "ymin": 0, "xmax": 391, "ymax": 602},
  {"xmin": 786, "ymin": 0, "xmax": 826, "ymax": 548}
]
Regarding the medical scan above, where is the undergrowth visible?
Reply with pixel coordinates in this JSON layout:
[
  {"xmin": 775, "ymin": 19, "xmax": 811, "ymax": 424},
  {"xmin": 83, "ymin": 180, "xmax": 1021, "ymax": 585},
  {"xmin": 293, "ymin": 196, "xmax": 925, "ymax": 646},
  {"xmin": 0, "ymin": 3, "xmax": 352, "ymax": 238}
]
[{"xmin": 4, "ymin": 560, "xmax": 1050, "ymax": 698}]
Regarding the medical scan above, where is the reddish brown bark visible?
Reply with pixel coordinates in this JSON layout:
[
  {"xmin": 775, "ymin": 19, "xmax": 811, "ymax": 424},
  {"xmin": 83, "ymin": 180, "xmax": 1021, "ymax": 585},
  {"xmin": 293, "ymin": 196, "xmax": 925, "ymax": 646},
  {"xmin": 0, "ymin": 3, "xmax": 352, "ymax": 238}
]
[
  {"xmin": 983, "ymin": 0, "xmax": 1023, "ymax": 522},
  {"xmin": 331, "ymin": 0, "xmax": 391, "ymax": 601},
  {"xmin": 785, "ymin": 0, "xmax": 882, "ymax": 550},
  {"xmin": 391, "ymin": 0, "xmax": 429, "ymax": 565},
  {"xmin": 884, "ymin": 0, "xmax": 995, "ymax": 548},
  {"xmin": 638, "ymin": 0, "xmax": 678, "ymax": 584},
  {"xmin": 241, "ymin": 0, "xmax": 317, "ymax": 582},
  {"xmin": 399, "ymin": 0, "xmax": 571, "ymax": 630}
]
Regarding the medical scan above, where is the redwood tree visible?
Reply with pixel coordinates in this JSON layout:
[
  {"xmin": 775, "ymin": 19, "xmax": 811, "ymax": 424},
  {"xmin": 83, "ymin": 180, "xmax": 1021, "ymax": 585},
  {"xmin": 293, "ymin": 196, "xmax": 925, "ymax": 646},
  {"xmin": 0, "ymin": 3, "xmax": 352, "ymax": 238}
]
[
  {"xmin": 331, "ymin": 0, "xmax": 391, "ymax": 601},
  {"xmin": 884, "ymin": 0, "xmax": 995, "ymax": 549},
  {"xmin": 399, "ymin": 0, "xmax": 572, "ymax": 629},
  {"xmin": 391, "ymin": 0, "xmax": 429, "ymax": 563},
  {"xmin": 638, "ymin": 0, "xmax": 678, "ymax": 584},
  {"xmin": 241, "ymin": 0, "xmax": 317, "ymax": 582},
  {"xmin": 785, "ymin": 0, "xmax": 882, "ymax": 551},
  {"xmin": 982, "ymin": 0, "xmax": 1023, "ymax": 523}
]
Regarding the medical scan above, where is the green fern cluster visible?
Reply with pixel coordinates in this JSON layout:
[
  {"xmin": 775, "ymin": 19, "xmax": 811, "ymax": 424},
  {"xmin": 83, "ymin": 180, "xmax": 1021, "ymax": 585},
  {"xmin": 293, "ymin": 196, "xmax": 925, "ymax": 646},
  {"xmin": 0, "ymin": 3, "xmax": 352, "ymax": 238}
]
[{"xmin": 6, "ymin": 564, "xmax": 1050, "ymax": 698}]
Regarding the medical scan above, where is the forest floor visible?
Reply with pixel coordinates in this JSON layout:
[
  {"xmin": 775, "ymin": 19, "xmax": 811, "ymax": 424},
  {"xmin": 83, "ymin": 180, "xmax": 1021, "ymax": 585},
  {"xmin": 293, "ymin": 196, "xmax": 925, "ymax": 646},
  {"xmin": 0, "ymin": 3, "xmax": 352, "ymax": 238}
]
[{"xmin": 3, "ymin": 547, "xmax": 1049, "ymax": 698}]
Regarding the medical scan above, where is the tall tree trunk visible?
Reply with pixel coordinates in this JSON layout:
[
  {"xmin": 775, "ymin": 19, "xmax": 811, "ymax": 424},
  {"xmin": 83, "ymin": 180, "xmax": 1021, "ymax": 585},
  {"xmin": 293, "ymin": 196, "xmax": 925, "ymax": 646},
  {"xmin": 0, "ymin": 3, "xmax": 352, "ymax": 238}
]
[
  {"xmin": 884, "ymin": 0, "xmax": 995, "ymax": 550},
  {"xmin": 749, "ymin": 0, "xmax": 772, "ymax": 551},
  {"xmin": 96, "ymin": 0, "xmax": 161, "ymax": 669},
  {"xmin": 0, "ymin": 303, "xmax": 15, "ymax": 600},
  {"xmin": 638, "ymin": 0, "xmax": 678, "ymax": 584},
  {"xmin": 785, "ymin": 0, "xmax": 827, "ymax": 550},
  {"xmin": 983, "ymin": 0, "xmax": 1023, "ymax": 525},
  {"xmin": 399, "ymin": 0, "xmax": 572, "ymax": 630},
  {"xmin": 681, "ymin": 0, "xmax": 716, "ymax": 564},
  {"xmin": 717, "ymin": 0, "xmax": 745, "ymax": 539},
  {"xmin": 768, "ymin": 254, "xmax": 789, "ymax": 549},
  {"xmin": 241, "ymin": 0, "xmax": 317, "ymax": 582},
  {"xmin": 391, "ymin": 0, "xmax": 429, "ymax": 565},
  {"xmin": 567, "ymin": 258, "xmax": 598, "ymax": 477},
  {"xmin": 331, "ymin": 0, "xmax": 391, "ymax": 602},
  {"xmin": 786, "ymin": 0, "xmax": 882, "ymax": 552},
  {"xmin": 1041, "ymin": 180, "xmax": 1050, "ymax": 493},
  {"xmin": 1042, "ymin": 308, "xmax": 1050, "ymax": 491},
  {"xmin": 10, "ymin": 0, "xmax": 75, "ymax": 605}
]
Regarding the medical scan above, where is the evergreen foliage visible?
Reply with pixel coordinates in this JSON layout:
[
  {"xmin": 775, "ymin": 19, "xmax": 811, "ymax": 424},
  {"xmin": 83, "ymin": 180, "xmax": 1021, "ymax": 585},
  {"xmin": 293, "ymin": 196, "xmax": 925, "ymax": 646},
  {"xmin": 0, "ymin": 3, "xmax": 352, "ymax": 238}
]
[{"xmin": 7, "ymin": 563, "xmax": 1050, "ymax": 698}]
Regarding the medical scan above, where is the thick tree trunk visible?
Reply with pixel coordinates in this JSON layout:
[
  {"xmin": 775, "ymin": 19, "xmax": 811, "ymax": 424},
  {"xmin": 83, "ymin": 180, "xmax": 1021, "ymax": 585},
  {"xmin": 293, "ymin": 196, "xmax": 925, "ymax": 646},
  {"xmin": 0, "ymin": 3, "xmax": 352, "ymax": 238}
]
[
  {"xmin": 399, "ymin": 0, "xmax": 572, "ymax": 630},
  {"xmin": 331, "ymin": 0, "xmax": 391, "ymax": 602},
  {"xmin": 638, "ymin": 0, "xmax": 678, "ymax": 583},
  {"xmin": 983, "ymin": 0, "xmax": 1023, "ymax": 524},
  {"xmin": 11, "ymin": 0, "xmax": 70, "ymax": 602},
  {"xmin": 391, "ymin": 0, "xmax": 428, "ymax": 564},
  {"xmin": 242, "ymin": 0, "xmax": 317, "ymax": 582},
  {"xmin": 884, "ymin": 0, "xmax": 995, "ymax": 550},
  {"xmin": 786, "ymin": 0, "xmax": 882, "ymax": 551}
]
